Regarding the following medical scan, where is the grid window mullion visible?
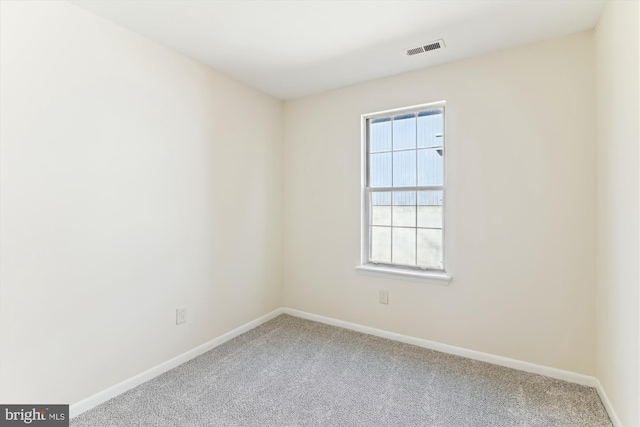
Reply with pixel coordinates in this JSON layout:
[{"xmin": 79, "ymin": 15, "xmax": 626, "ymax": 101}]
[
  {"xmin": 414, "ymin": 115, "xmax": 418, "ymax": 266},
  {"xmin": 390, "ymin": 116, "xmax": 394, "ymax": 262},
  {"xmin": 365, "ymin": 105, "xmax": 445, "ymax": 271}
]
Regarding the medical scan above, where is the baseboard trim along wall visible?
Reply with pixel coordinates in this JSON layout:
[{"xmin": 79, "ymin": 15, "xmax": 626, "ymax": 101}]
[
  {"xmin": 70, "ymin": 307, "xmax": 620, "ymax": 426},
  {"xmin": 69, "ymin": 308, "xmax": 285, "ymax": 418},
  {"xmin": 282, "ymin": 308, "xmax": 620, "ymax": 426},
  {"xmin": 594, "ymin": 379, "xmax": 622, "ymax": 427},
  {"xmin": 283, "ymin": 308, "xmax": 596, "ymax": 386}
]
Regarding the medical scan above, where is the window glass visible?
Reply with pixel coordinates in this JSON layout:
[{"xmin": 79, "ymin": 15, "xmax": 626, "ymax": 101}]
[
  {"xmin": 417, "ymin": 110, "xmax": 443, "ymax": 148},
  {"xmin": 370, "ymin": 118, "xmax": 392, "ymax": 153},
  {"xmin": 364, "ymin": 104, "xmax": 445, "ymax": 271},
  {"xmin": 369, "ymin": 152, "xmax": 392, "ymax": 187},
  {"xmin": 392, "ymin": 114, "xmax": 416, "ymax": 150}
]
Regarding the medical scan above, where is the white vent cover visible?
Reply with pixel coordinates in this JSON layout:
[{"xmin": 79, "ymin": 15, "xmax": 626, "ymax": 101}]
[{"xmin": 405, "ymin": 39, "xmax": 446, "ymax": 57}]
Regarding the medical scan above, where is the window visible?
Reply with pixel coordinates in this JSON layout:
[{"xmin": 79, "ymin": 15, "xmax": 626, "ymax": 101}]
[{"xmin": 359, "ymin": 101, "xmax": 448, "ymax": 280}]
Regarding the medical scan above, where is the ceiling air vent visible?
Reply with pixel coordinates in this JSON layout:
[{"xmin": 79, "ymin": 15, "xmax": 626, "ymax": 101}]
[{"xmin": 405, "ymin": 39, "xmax": 445, "ymax": 57}]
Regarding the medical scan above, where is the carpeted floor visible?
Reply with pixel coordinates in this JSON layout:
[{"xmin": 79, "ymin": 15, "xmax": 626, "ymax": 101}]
[{"xmin": 71, "ymin": 314, "xmax": 612, "ymax": 426}]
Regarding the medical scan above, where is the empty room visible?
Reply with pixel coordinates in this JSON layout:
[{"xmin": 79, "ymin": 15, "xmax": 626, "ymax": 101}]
[{"xmin": 0, "ymin": 0, "xmax": 638, "ymax": 426}]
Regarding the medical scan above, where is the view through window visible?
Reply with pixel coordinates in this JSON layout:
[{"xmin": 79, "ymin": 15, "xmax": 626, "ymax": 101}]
[{"xmin": 364, "ymin": 103, "xmax": 445, "ymax": 271}]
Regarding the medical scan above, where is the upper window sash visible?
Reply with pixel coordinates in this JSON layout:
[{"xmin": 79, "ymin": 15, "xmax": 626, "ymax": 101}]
[{"xmin": 366, "ymin": 107, "xmax": 445, "ymax": 190}]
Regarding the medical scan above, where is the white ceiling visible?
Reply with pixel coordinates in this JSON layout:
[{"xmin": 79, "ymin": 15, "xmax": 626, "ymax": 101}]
[{"xmin": 70, "ymin": 0, "xmax": 606, "ymax": 100}]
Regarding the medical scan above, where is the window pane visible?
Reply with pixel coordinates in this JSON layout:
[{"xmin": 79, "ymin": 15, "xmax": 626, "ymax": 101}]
[
  {"xmin": 392, "ymin": 114, "xmax": 416, "ymax": 150},
  {"xmin": 418, "ymin": 110, "xmax": 443, "ymax": 148},
  {"xmin": 392, "ymin": 228, "xmax": 416, "ymax": 265},
  {"xmin": 417, "ymin": 191, "xmax": 443, "ymax": 228},
  {"xmin": 370, "ymin": 118, "xmax": 391, "ymax": 153},
  {"xmin": 417, "ymin": 148, "xmax": 443, "ymax": 186},
  {"xmin": 370, "ymin": 152, "xmax": 392, "ymax": 187},
  {"xmin": 371, "ymin": 191, "xmax": 392, "ymax": 205},
  {"xmin": 417, "ymin": 229, "xmax": 443, "ymax": 269},
  {"xmin": 393, "ymin": 191, "xmax": 416, "ymax": 227},
  {"xmin": 371, "ymin": 192, "xmax": 391, "ymax": 226},
  {"xmin": 393, "ymin": 150, "xmax": 416, "ymax": 187},
  {"xmin": 372, "ymin": 206, "xmax": 391, "ymax": 226},
  {"xmin": 393, "ymin": 191, "xmax": 416, "ymax": 205},
  {"xmin": 371, "ymin": 226, "xmax": 391, "ymax": 263}
]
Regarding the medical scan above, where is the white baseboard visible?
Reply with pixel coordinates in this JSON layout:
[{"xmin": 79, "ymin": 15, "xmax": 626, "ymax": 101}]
[
  {"xmin": 283, "ymin": 308, "xmax": 627, "ymax": 424},
  {"xmin": 594, "ymin": 379, "xmax": 622, "ymax": 426},
  {"xmin": 70, "ymin": 306, "xmax": 619, "ymax": 426},
  {"xmin": 282, "ymin": 308, "xmax": 598, "ymax": 388},
  {"xmin": 69, "ymin": 308, "xmax": 284, "ymax": 418}
]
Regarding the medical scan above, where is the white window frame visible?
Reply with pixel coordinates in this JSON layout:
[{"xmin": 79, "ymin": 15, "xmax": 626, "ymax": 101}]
[{"xmin": 356, "ymin": 101, "xmax": 451, "ymax": 283}]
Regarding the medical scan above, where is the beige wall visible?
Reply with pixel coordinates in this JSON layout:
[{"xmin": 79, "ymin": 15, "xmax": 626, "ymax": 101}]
[
  {"xmin": 3, "ymin": 0, "xmax": 637, "ymax": 420},
  {"xmin": 595, "ymin": 0, "xmax": 640, "ymax": 425},
  {"xmin": 283, "ymin": 32, "xmax": 597, "ymax": 375},
  {"xmin": 0, "ymin": 1, "xmax": 283, "ymax": 404}
]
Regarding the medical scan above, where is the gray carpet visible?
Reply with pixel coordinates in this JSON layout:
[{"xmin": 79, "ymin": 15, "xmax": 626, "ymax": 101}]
[{"xmin": 71, "ymin": 314, "xmax": 612, "ymax": 426}]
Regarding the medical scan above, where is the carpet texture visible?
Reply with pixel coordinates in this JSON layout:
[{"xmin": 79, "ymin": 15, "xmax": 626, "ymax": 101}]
[{"xmin": 71, "ymin": 314, "xmax": 612, "ymax": 426}]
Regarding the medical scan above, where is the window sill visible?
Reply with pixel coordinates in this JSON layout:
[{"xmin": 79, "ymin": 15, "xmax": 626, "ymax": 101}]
[{"xmin": 355, "ymin": 264, "xmax": 451, "ymax": 284}]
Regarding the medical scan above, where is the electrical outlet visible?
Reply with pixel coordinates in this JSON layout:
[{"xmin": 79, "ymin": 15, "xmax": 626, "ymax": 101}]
[
  {"xmin": 176, "ymin": 307, "xmax": 187, "ymax": 325},
  {"xmin": 379, "ymin": 290, "xmax": 389, "ymax": 305}
]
